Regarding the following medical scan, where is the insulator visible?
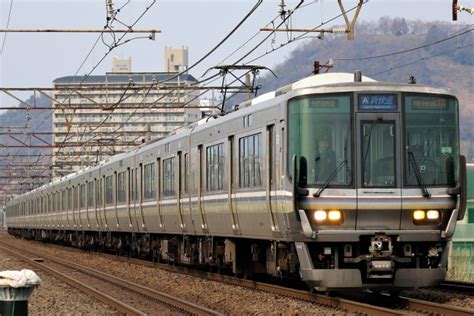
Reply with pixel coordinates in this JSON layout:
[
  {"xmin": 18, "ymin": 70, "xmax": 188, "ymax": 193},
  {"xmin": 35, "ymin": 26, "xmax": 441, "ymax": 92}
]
[{"xmin": 332, "ymin": 27, "xmax": 347, "ymax": 34}]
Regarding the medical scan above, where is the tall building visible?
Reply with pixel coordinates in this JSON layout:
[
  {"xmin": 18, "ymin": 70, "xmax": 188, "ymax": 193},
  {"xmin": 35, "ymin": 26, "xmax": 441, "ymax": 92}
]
[
  {"xmin": 164, "ymin": 46, "xmax": 188, "ymax": 72},
  {"xmin": 51, "ymin": 71, "xmax": 201, "ymax": 178},
  {"xmin": 112, "ymin": 56, "xmax": 132, "ymax": 72}
]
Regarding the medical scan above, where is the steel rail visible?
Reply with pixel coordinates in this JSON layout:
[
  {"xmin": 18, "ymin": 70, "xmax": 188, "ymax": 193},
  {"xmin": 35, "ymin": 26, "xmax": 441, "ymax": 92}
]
[
  {"xmin": 0, "ymin": 242, "xmax": 146, "ymax": 316},
  {"xmin": 439, "ymin": 280, "xmax": 474, "ymax": 294},
  {"xmin": 0, "ymin": 239, "xmax": 222, "ymax": 316},
  {"xmin": 98, "ymin": 252, "xmax": 474, "ymax": 316}
]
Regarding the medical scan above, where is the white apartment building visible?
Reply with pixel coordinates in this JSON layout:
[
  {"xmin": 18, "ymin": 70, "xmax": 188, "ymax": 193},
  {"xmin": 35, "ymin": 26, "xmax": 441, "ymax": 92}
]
[{"xmin": 51, "ymin": 70, "xmax": 201, "ymax": 178}]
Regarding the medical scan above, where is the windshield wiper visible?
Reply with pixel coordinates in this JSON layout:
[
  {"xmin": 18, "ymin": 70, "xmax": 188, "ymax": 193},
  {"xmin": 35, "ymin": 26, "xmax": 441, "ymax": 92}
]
[
  {"xmin": 408, "ymin": 151, "xmax": 431, "ymax": 198},
  {"xmin": 314, "ymin": 125, "xmax": 351, "ymax": 198},
  {"xmin": 314, "ymin": 160, "xmax": 347, "ymax": 197}
]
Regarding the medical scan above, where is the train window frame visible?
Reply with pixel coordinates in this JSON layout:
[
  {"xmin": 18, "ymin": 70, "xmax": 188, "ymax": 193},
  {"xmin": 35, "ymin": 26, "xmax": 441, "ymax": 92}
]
[
  {"xmin": 402, "ymin": 93, "xmax": 460, "ymax": 188},
  {"xmin": 287, "ymin": 93, "xmax": 354, "ymax": 188},
  {"xmin": 143, "ymin": 162, "xmax": 156, "ymax": 200},
  {"xmin": 163, "ymin": 156, "xmax": 176, "ymax": 197},
  {"xmin": 238, "ymin": 132, "xmax": 264, "ymax": 189},
  {"xmin": 206, "ymin": 142, "xmax": 225, "ymax": 192}
]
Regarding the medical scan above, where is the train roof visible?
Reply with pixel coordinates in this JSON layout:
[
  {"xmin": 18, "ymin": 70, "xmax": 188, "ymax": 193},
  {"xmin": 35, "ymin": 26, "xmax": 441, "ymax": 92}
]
[{"xmin": 8, "ymin": 72, "xmax": 458, "ymax": 203}]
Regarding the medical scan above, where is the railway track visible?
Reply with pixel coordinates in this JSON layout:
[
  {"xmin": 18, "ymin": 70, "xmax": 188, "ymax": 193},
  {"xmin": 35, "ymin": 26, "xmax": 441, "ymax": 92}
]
[
  {"xmin": 3, "ymin": 235, "xmax": 473, "ymax": 315},
  {"xmin": 0, "ymin": 239, "xmax": 221, "ymax": 316},
  {"xmin": 97, "ymin": 252, "xmax": 474, "ymax": 316},
  {"xmin": 439, "ymin": 280, "xmax": 474, "ymax": 295}
]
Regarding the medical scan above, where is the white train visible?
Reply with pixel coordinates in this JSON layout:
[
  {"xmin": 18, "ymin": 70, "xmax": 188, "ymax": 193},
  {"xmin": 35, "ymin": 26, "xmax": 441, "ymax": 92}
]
[{"xmin": 6, "ymin": 72, "xmax": 467, "ymax": 291}]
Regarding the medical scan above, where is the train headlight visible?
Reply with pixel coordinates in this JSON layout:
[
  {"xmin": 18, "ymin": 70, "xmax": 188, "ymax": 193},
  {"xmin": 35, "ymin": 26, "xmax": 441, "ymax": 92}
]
[
  {"xmin": 328, "ymin": 210, "xmax": 342, "ymax": 222},
  {"xmin": 314, "ymin": 210, "xmax": 327, "ymax": 222},
  {"xmin": 413, "ymin": 210, "xmax": 426, "ymax": 220},
  {"xmin": 426, "ymin": 210, "xmax": 440, "ymax": 220}
]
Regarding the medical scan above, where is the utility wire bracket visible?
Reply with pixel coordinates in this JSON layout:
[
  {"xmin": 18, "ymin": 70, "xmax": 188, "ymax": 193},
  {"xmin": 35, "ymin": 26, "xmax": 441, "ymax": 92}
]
[
  {"xmin": 208, "ymin": 65, "xmax": 277, "ymax": 114},
  {"xmin": 338, "ymin": 0, "xmax": 364, "ymax": 40}
]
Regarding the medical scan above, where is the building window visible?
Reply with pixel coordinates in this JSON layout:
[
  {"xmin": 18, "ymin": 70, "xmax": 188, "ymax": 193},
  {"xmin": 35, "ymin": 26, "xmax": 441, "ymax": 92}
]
[
  {"xmin": 239, "ymin": 133, "xmax": 262, "ymax": 188},
  {"xmin": 163, "ymin": 157, "xmax": 175, "ymax": 197},
  {"xmin": 105, "ymin": 175, "xmax": 114, "ymax": 205},
  {"xmin": 117, "ymin": 172, "xmax": 126, "ymax": 203},
  {"xmin": 143, "ymin": 163, "xmax": 156, "ymax": 200},
  {"xmin": 206, "ymin": 143, "xmax": 224, "ymax": 191}
]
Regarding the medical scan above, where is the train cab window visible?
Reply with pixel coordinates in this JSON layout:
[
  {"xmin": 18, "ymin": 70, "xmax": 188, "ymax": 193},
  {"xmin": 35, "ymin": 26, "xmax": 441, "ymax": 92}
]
[
  {"xmin": 105, "ymin": 175, "xmax": 114, "ymax": 205},
  {"xmin": 117, "ymin": 172, "xmax": 126, "ymax": 203},
  {"xmin": 288, "ymin": 94, "xmax": 352, "ymax": 186},
  {"xmin": 143, "ymin": 164, "xmax": 156, "ymax": 200},
  {"xmin": 206, "ymin": 143, "xmax": 224, "ymax": 191},
  {"xmin": 403, "ymin": 95, "xmax": 459, "ymax": 186},
  {"xmin": 361, "ymin": 121, "xmax": 396, "ymax": 187},
  {"xmin": 87, "ymin": 182, "xmax": 94, "ymax": 207},
  {"xmin": 163, "ymin": 157, "xmax": 175, "ymax": 197},
  {"xmin": 239, "ymin": 133, "xmax": 262, "ymax": 188}
]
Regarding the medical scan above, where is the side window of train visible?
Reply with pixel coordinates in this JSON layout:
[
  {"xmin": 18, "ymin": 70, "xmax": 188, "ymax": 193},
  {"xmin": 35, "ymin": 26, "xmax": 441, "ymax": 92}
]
[
  {"xmin": 143, "ymin": 163, "xmax": 156, "ymax": 200},
  {"xmin": 80, "ymin": 184, "xmax": 86, "ymax": 209},
  {"xmin": 87, "ymin": 182, "xmax": 94, "ymax": 208},
  {"xmin": 117, "ymin": 171, "xmax": 126, "ymax": 204},
  {"xmin": 105, "ymin": 175, "xmax": 114, "ymax": 205},
  {"xmin": 206, "ymin": 143, "xmax": 225, "ymax": 191},
  {"xmin": 163, "ymin": 157, "xmax": 175, "ymax": 197},
  {"xmin": 239, "ymin": 133, "xmax": 263, "ymax": 188}
]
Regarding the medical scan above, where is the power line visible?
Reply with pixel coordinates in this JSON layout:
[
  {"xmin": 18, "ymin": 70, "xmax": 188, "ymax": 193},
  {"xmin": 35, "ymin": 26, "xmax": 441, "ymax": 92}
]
[
  {"xmin": 243, "ymin": 0, "xmax": 369, "ymax": 65},
  {"xmin": 0, "ymin": 0, "xmax": 14, "ymax": 54},
  {"xmin": 332, "ymin": 26, "xmax": 473, "ymax": 61},
  {"xmin": 369, "ymin": 42, "xmax": 474, "ymax": 77}
]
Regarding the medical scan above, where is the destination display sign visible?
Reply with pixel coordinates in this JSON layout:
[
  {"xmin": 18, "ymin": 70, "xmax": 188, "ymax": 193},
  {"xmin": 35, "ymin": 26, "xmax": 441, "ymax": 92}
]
[{"xmin": 358, "ymin": 94, "xmax": 397, "ymax": 110}]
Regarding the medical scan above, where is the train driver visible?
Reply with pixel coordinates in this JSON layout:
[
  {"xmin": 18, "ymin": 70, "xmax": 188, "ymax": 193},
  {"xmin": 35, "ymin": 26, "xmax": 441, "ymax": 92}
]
[{"xmin": 315, "ymin": 138, "xmax": 336, "ymax": 182}]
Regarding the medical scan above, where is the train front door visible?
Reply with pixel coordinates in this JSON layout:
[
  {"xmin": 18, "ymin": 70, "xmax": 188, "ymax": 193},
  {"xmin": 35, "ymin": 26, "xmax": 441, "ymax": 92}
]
[{"xmin": 355, "ymin": 112, "xmax": 402, "ymax": 230}]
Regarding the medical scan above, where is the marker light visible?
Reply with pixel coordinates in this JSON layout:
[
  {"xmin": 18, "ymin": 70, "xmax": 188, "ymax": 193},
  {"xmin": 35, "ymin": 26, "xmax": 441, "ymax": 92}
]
[
  {"xmin": 328, "ymin": 210, "xmax": 342, "ymax": 222},
  {"xmin": 413, "ymin": 210, "xmax": 426, "ymax": 220},
  {"xmin": 426, "ymin": 210, "xmax": 440, "ymax": 220},
  {"xmin": 314, "ymin": 210, "xmax": 327, "ymax": 222}
]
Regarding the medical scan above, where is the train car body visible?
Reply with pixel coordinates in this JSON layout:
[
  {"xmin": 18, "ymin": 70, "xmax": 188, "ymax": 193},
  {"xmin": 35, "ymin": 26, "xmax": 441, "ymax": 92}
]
[{"xmin": 5, "ymin": 73, "xmax": 467, "ymax": 291}]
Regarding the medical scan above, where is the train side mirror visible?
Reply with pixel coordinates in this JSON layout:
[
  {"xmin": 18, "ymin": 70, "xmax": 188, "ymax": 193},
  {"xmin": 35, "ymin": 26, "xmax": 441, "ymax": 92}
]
[{"xmin": 299, "ymin": 156, "xmax": 308, "ymax": 187}]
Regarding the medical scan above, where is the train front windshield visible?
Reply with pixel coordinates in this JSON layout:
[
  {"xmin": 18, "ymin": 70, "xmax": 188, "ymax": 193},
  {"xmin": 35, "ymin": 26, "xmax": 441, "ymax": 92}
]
[
  {"xmin": 404, "ymin": 95, "xmax": 459, "ymax": 186},
  {"xmin": 288, "ymin": 93, "xmax": 459, "ymax": 188},
  {"xmin": 288, "ymin": 94, "xmax": 353, "ymax": 186}
]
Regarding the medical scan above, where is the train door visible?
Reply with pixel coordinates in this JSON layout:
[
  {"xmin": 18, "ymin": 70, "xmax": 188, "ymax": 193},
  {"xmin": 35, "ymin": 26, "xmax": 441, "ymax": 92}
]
[
  {"xmin": 266, "ymin": 124, "xmax": 279, "ymax": 234},
  {"xmin": 155, "ymin": 159, "xmax": 164, "ymax": 229},
  {"xmin": 355, "ymin": 112, "xmax": 402, "ymax": 229},
  {"xmin": 176, "ymin": 152, "xmax": 186, "ymax": 232},
  {"xmin": 227, "ymin": 136, "xmax": 239, "ymax": 233},
  {"xmin": 130, "ymin": 168, "xmax": 138, "ymax": 231},
  {"xmin": 138, "ymin": 165, "xmax": 146, "ymax": 230},
  {"xmin": 197, "ymin": 145, "xmax": 208, "ymax": 232}
]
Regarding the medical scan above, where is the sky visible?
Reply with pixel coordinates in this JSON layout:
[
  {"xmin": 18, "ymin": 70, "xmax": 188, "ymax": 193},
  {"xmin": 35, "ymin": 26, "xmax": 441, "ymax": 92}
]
[{"xmin": 0, "ymin": 0, "xmax": 473, "ymax": 105}]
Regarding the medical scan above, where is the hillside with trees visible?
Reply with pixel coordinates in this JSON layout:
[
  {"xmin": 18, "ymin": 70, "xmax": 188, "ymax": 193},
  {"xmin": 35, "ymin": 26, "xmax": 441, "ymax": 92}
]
[{"xmin": 249, "ymin": 18, "xmax": 473, "ymax": 161}]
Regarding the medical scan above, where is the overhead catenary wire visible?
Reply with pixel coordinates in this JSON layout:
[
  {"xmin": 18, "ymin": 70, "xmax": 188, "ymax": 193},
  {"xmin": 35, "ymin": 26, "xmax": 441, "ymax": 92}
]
[
  {"xmin": 0, "ymin": 0, "xmax": 14, "ymax": 54},
  {"xmin": 332, "ymin": 26, "xmax": 473, "ymax": 61}
]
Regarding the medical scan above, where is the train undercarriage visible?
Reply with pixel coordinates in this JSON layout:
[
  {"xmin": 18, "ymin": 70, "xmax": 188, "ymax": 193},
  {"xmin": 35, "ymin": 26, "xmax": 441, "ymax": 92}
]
[{"xmin": 8, "ymin": 228, "xmax": 448, "ymax": 291}]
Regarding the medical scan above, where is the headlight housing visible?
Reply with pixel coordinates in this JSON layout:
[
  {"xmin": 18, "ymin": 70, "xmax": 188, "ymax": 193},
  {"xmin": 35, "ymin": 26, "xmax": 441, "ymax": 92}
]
[
  {"xmin": 412, "ymin": 209, "xmax": 441, "ymax": 224},
  {"xmin": 312, "ymin": 209, "xmax": 343, "ymax": 225}
]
